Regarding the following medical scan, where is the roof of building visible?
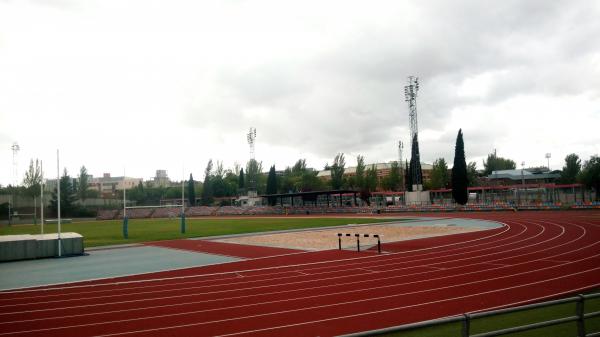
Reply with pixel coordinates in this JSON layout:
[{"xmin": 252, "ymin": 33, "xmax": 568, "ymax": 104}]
[
  {"xmin": 487, "ymin": 169, "xmax": 560, "ymax": 181},
  {"xmin": 317, "ymin": 162, "xmax": 432, "ymax": 178}
]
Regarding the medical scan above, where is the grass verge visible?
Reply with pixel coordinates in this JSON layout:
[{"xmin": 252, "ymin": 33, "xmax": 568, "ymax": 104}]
[
  {"xmin": 0, "ymin": 217, "xmax": 397, "ymax": 247},
  {"xmin": 366, "ymin": 290, "xmax": 600, "ymax": 337}
]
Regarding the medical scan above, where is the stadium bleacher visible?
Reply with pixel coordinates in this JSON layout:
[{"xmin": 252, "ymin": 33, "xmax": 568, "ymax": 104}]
[
  {"xmin": 96, "ymin": 209, "xmax": 119, "ymax": 220},
  {"xmin": 95, "ymin": 200, "xmax": 579, "ymax": 220},
  {"xmin": 185, "ymin": 206, "xmax": 218, "ymax": 217}
]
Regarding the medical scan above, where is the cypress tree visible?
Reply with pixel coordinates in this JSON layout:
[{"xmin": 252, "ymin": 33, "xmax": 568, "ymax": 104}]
[
  {"xmin": 452, "ymin": 129, "xmax": 469, "ymax": 205},
  {"xmin": 266, "ymin": 165, "xmax": 278, "ymax": 206},
  {"xmin": 187, "ymin": 173, "xmax": 196, "ymax": 206},
  {"xmin": 238, "ymin": 168, "xmax": 246, "ymax": 191},
  {"xmin": 405, "ymin": 160, "xmax": 412, "ymax": 191}
]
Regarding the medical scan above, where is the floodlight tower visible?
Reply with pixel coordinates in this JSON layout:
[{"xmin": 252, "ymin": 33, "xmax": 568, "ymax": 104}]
[
  {"xmin": 404, "ymin": 76, "xmax": 423, "ymax": 190},
  {"xmin": 247, "ymin": 127, "xmax": 256, "ymax": 160},
  {"xmin": 11, "ymin": 142, "xmax": 20, "ymax": 186},
  {"xmin": 405, "ymin": 76, "xmax": 420, "ymax": 142},
  {"xmin": 545, "ymin": 153, "xmax": 551, "ymax": 171},
  {"xmin": 247, "ymin": 127, "xmax": 257, "ymax": 193},
  {"xmin": 398, "ymin": 140, "xmax": 404, "ymax": 164}
]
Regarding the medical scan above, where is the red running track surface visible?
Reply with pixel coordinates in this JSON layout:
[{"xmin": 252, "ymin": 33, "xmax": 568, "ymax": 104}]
[
  {"xmin": 0, "ymin": 210, "xmax": 599, "ymax": 337},
  {"xmin": 143, "ymin": 239, "xmax": 304, "ymax": 259}
]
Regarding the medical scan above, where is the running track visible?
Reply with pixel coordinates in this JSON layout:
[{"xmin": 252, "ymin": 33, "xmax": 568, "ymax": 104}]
[{"xmin": 1, "ymin": 211, "xmax": 599, "ymax": 337}]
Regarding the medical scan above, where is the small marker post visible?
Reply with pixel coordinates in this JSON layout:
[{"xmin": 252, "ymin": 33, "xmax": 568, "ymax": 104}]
[
  {"xmin": 181, "ymin": 212, "xmax": 186, "ymax": 234},
  {"xmin": 337, "ymin": 233, "xmax": 342, "ymax": 250},
  {"xmin": 123, "ymin": 216, "xmax": 128, "ymax": 239},
  {"xmin": 355, "ymin": 234, "xmax": 360, "ymax": 252},
  {"xmin": 374, "ymin": 234, "xmax": 381, "ymax": 254}
]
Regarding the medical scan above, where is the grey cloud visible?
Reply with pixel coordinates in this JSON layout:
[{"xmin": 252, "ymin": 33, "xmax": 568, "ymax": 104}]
[{"xmin": 183, "ymin": 0, "xmax": 599, "ymax": 164}]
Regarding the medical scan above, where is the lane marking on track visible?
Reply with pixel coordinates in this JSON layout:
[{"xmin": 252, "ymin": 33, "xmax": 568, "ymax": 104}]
[
  {"xmin": 79, "ymin": 265, "xmax": 600, "ymax": 337},
  {"xmin": 481, "ymin": 263, "xmax": 510, "ymax": 267},
  {"xmin": 0, "ymin": 223, "xmax": 526, "ymax": 308},
  {"xmin": 0, "ymin": 221, "xmax": 565, "ymax": 315},
  {"xmin": 0, "ymin": 220, "xmax": 509, "ymax": 296},
  {"xmin": 0, "ymin": 224, "xmax": 515, "ymax": 304},
  {"xmin": 540, "ymin": 260, "xmax": 572, "ymax": 264},
  {"xmin": 1, "ymin": 221, "xmax": 593, "ymax": 332},
  {"xmin": 4, "ymin": 253, "xmax": 598, "ymax": 337}
]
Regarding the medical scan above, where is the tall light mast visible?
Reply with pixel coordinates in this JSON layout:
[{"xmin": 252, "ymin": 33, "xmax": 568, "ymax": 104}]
[
  {"xmin": 11, "ymin": 142, "xmax": 20, "ymax": 186},
  {"xmin": 247, "ymin": 127, "xmax": 257, "ymax": 193},
  {"xmin": 405, "ymin": 76, "xmax": 420, "ymax": 142},
  {"xmin": 404, "ymin": 76, "xmax": 423, "ymax": 190},
  {"xmin": 247, "ymin": 127, "xmax": 256, "ymax": 160}
]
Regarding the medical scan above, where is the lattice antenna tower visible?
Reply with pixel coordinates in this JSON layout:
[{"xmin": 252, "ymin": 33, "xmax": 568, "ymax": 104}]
[
  {"xmin": 247, "ymin": 127, "xmax": 256, "ymax": 160},
  {"xmin": 246, "ymin": 127, "xmax": 257, "ymax": 193},
  {"xmin": 11, "ymin": 142, "xmax": 20, "ymax": 186},
  {"xmin": 404, "ymin": 76, "xmax": 419, "ymax": 140},
  {"xmin": 398, "ymin": 140, "xmax": 403, "ymax": 164}
]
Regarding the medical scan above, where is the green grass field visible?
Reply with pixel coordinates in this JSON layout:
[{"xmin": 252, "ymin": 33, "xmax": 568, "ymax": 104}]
[
  {"xmin": 0, "ymin": 217, "xmax": 395, "ymax": 247},
  {"xmin": 368, "ymin": 292, "xmax": 600, "ymax": 337}
]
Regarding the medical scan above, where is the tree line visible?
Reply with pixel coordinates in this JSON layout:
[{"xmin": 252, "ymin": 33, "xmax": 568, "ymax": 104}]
[{"xmin": 2, "ymin": 142, "xmax": 599, "ymax": 215}]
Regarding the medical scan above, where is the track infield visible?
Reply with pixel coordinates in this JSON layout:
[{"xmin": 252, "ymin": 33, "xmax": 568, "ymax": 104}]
[{"xmin": 0, "ymin": 210, "xmax": 599, "ymax": 337}]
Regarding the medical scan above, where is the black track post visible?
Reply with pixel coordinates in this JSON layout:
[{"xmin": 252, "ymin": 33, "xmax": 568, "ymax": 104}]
[
  {"xmin": 337, "ymin": 233, "xmax": 342, "ymax": 250},
  {"xmin": 355, "ymin": 234, "xmax": 360, "ymax": 252}
]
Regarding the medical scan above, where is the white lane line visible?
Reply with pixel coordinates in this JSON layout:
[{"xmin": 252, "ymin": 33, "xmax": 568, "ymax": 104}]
[
  {"xmin": 0, "ymin": 224, "xmax": 524, "ymax": 309},
  {"xmin": 0, "ymin": 224, "xmax": 515, "ymax": 304},
  {"xmin": 4, "ymin": 246, "xmax": 598, "ymax": 337},
  {"xmin": 0, "ymin": 221, "xmax": 556, "ymax": 314},
  {"xmin": 0, "ymin": 220, "xmax": 510, "ymax": 297},
  {"xmin": 0, "ymin": 220, "xmax": 589, "ymax": 328},
  {"xmin": 541, "ymin": 260, "xmax": 572, "ymax": 264}
]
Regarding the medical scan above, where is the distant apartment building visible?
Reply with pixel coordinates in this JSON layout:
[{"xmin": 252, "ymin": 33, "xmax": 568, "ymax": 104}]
[
  {"xmin": 153, "ymin": 170, "xmax": 170, "ymax": 187},
  {"xmin": 317, "ymin": 162, "xmax": 433, "ymax": 191},
  {"xmin": 89, "ymin": 173, "xmax": 142, "ymax": 197}
]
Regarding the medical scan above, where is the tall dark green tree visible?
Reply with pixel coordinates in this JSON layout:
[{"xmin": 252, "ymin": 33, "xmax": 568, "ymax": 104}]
[
  {"xmin": 467, "ymin": 162, "xmax": 480, "ymax": 187},
  {"xmin": 579, "ymin": 155, "xmax": 600, "ymax": 201},
  {"xmin": 430, "ymin": 158, "xmax": 449, "ymax": 189},
  {"xmin": 382, "ymin": 161, "xmax": 402, "ymax": 191},
  {"xmin": 246, "ymin": 159, "xmax": 262, "ymax": 192},
  {"xmin": 238, "ymin": 168, "xmax": 245, "ymax": 191},
  {"xmin": 266, "ymin": 165, "xmax": 278, "ymax": 205},
  {"xmin": 330, "ymin": 153, "xmax": 346, "ymax": 190},
  {"xmin": 354, "ymin": 155, "xmax": 365, "ymax": 190},
  {"xmin": 22, "ymin": 159, "xmax": 42, "ymax": 202},
  {"xmin": 78, "ymin": 166, "xmax": 89, "ymax": 201},
  {"xmin": 201, "ymin": 160, "xmax": 214, "ymax": 205},
  {"xmin": 187, "ymin": 173, "xmax": 196, "ymax": 206},
  {"xmin": 49, "ymin": 169, "xmax": 77, "ymax": 217},
  {"xmin": 409, "ymin": 134, "xmax": 423, "ymax": 189},
  {"xmin": 483, "ymin": 150, "xmax": 516, "ymax": 176},
  {"xmin": 560, "ymin": 153, "xmax": 581, "ymax": 184},
  {"xmin": 451, "ymin": 129, "xmax": 469, "ymax": 205},
  {"xmin": 405, "ymin": 160, "xmax": 412, "ymax": 191}
]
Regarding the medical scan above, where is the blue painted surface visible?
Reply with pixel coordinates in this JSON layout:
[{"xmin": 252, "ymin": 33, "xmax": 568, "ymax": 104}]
[
  {"xmin": 388, "ymin": 218, "xmax": 503, "ymax": 229},
  {"xmin": 0, "ymin": 245, "xmax": 240, "ymax": 291}
]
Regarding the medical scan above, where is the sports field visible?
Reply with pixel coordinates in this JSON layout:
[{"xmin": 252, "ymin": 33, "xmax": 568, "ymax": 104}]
[
  {"xmin": 0, "ymin": 211, "xmax": 599, "ymax": 336},
  {"xmin": 0, "ymin": 217, "xmax": 396, "ymax": 247}
]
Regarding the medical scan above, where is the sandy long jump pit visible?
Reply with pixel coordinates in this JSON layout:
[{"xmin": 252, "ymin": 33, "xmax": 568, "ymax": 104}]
[{"xmin": 215, "ymin": 220, "xmax": 487, "ymax": 251}]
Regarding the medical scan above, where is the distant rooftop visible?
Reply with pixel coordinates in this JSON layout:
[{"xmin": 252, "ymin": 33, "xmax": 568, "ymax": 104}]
[{"xmin": 488, "ymin": 169, "xmax": 559, "ymax": 181}]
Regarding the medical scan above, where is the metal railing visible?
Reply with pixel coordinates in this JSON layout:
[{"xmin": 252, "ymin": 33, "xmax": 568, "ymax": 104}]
[{"xmin": 339, "ymin": 293, "xmax": 600, "ymax": 337}]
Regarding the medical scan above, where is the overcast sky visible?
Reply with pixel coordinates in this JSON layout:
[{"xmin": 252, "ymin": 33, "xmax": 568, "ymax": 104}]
[{"xmin": 1, "ymin": 0, "xmax": 599, "ymax": 186}]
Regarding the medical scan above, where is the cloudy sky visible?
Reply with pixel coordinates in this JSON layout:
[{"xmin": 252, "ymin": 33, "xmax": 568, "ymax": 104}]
[{"xmin": 1, "ymin": 0, "xmax": 599, "ymax": 186}]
